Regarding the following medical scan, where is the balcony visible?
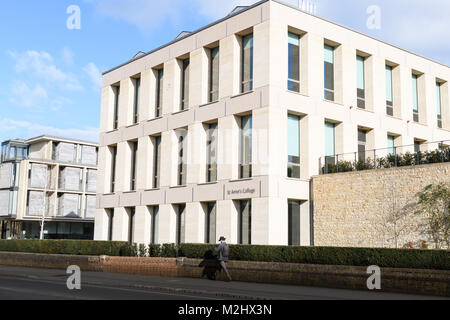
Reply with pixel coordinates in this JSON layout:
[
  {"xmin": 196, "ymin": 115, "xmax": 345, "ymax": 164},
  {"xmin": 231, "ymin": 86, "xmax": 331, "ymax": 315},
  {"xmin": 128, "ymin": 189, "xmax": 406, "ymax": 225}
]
[{"xmin": 320, "ymin": 140, "xmax": 450, "ymax": 175}]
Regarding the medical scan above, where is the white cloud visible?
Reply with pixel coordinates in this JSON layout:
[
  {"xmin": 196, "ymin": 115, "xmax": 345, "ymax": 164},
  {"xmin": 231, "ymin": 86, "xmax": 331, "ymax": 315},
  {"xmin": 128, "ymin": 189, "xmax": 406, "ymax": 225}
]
[
  {"xmin": 9, "ymin": 80, "xmax": 48, "ymax": 109},
  {"xmin": 0, "ymin": 117, "xmax": 99, "ymax": 143},
  {"xmin": 83, "ymin": 62, "xmax": 102, "ymax": 89},
  {"xmin": 9, "ymin": 50, "xmax": 82, "ymax": 91}
]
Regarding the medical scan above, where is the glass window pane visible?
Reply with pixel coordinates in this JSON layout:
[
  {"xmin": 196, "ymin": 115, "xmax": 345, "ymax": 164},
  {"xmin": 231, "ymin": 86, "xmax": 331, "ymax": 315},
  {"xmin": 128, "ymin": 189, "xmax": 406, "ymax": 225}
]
[
  {"xmin": 288, "ymin": 200, "xmax": 301, "ymax": 246},
  {"xmin": 412, "ymin": 74, "xmax": 419, "ymax": 112},
  {"xmin": 288, "ymin": 114, "xmax": 300, "ymax": 159},
  {"xmin": 210, "ymin": 47, "xmax": 219, "ymax": 102},
  {"xmin": 288, "ymin": 32, "xmax": 300, "ymax": 92},
  {"xmin": 240, "ymin": 116, "xmax": 252, "ymax": 178},
  {"xmin": 239, "ymin": 200, "xmax": 251, "ymax": 245},
  {"xmin": 356, "ymin": 56, "xmax": 365, "ymax": 90},
  {"xmin": 181, "ymin": 59, "xmax": 190, "ymax": 110},
  {"xmin": 386, "ymin": 66, "xmax": 393, "ymax": 103},
  {"xmin": 388, "ymin": 135, "xmax": 395, "ymax": 155},
  {"xmin": 436, "ymin": 83, "xmax": 442, "ymax": 116},
  {"xmin": 325, "ymin": 122, "xmax": 335, "ymax": 157},
  {"xmin": 152, "ymin": 206, "xmax": 159, "ymax": 244},
  {"xmin": 241, "ymin": 34, "xmax": 254, "ymax": 93}
]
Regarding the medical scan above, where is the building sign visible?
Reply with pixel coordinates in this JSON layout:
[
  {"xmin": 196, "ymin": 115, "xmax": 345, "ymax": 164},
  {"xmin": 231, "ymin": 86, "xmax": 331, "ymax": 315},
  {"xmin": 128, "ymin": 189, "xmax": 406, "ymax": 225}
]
[{"xmin": 227, "ymin": 188, "xmax": 256, "ymax": 196}]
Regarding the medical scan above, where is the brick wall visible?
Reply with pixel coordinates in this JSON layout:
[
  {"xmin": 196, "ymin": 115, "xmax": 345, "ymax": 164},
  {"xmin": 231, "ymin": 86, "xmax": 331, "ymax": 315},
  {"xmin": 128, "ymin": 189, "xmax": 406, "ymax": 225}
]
[{"xmin": 312, "ymin": 163, "xmax": 450, "ymax": 249}]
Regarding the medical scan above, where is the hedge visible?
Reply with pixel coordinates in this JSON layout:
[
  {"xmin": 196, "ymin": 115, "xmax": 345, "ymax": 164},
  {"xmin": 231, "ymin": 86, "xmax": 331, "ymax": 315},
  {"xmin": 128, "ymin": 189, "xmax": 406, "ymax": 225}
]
[
  {"xmin": 0, "ymin": 240, "xmax": 136, "ymax": 257},
  {"xmin": 176, "ymin": 244, "xmax": 449, "ymax": 270},
  {"xmin": 0, "ymin": 240, "xmax": 448, "ymax": 270}
]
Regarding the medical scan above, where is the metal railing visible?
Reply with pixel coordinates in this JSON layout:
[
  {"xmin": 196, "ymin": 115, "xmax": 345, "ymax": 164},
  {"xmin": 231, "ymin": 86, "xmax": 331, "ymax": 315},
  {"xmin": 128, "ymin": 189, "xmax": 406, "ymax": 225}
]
[{"xmin": 320, "ymin": 140, "xmax": 450, "ymax": 175}]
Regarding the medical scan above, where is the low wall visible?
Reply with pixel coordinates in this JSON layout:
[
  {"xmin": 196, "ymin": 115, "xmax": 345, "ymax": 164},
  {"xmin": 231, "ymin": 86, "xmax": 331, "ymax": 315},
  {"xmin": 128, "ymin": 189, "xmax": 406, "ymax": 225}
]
[
  {"xmin": 0, "ymin": 252, "xmax": 448, "ymax": 297},
  {"xmin": 312, "ymin": 162, "xmax": 450, "ymax": 248}
]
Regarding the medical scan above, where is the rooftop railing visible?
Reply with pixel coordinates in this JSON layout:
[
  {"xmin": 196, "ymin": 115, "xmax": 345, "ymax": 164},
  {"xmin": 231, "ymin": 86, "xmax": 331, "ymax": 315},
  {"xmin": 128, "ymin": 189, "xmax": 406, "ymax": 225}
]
[{"xmin": 319, "ymin": 140, "xmax": 450, "ymax": 175}]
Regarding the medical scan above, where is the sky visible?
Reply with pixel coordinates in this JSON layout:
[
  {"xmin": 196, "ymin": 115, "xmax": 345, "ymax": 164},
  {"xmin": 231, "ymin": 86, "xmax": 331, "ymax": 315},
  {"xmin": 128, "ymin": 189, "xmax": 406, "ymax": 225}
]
[{"xmin": 0, "ymin": 0, "xmax": 448, "ymax": 143}]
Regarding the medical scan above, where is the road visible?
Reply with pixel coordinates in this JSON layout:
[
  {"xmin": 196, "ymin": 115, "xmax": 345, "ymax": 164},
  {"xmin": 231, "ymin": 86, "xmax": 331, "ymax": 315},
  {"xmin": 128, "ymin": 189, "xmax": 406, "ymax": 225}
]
[{"xmin": 0, "ymin": 265, "xmax": 446, "ymax": 300}]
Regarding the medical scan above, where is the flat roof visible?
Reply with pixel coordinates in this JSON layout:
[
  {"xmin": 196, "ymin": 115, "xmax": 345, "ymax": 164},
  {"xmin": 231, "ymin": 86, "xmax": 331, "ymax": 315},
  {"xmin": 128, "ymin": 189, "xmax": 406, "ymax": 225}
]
[
  {"xmin": 25, "ymin": 135, "xmax": 98, "ymax": 146},
  {"xmin": 103, "ymin": 0, "xmax": 448, "ymax": 76}
]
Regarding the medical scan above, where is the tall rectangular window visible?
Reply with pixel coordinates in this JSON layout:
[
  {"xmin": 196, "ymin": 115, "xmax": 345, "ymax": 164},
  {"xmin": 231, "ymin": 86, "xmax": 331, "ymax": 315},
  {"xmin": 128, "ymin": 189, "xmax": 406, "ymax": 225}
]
[
  {"xmin": 181, "ymin": 59, "xmax": 190, "ymax": 111},
  {"xmin": 239, "ymin": 200, "xmax": 251, "ymax": 245},
  {"xmin": 130, "ymin": 142, "xmax": 138, "ymax": 191},
  {"xmin": 151, "ymin": 206, "xmax": 159, "ymax": 244},
  {"xmin": 239, "ymin": 115, "xmax": 252, "ymax": 179},
  {"xmin": 133, "ymin": 77, "xmax": 141, "ymax": 124},
  {"xmin": 386, "ymin": 65, "xmax": 394, "ymax": 116},
  {"xmin": 205, "ymin": 202, "xmax": 216, "ymax": 244},
  {"xmin": 356, "ymin": 55, "xmax": 365, "ymax": 109},
  {"xmin": 176, "ymin": 204, "xmax": 186, "ymax": 245},
  {"xmin": 108, "ymin": 209, "xmax": 114, "ymax": 241},
  {"xmin": 110, "ymin": 146, "xmax": 117, "ymax": 193},
  {"xmin": 324, "ymin": 122, "xmax": 335, "ymax": 168},
  {"xmin": 113, "ymin": 86, "xmax": 120, "ymax": 129},
  {"xmin": 241, "ymin": 34, "xmax": 253, "ymax": 93},
  {"xmin": 209, "ymin": 47, "xmax": 220, "ymax": 102},
  {"xmin": 156, "ymin": 69, "xmax": 164, "ymax": 117},
  {"xmin": 324, "ymin": 45, "xmax": 335, "ymax": 101},
  {"xmin": 206, "ymin": 123, "xmax": 218, "ymax": 182},
  {"xmin": 287, "ymin": 32, "xmax": 300, "ymax": 92},
  {"xmin": 412, "ymin": 74, "xmax": 419, "ymax": 122},
  {"xmin": 437, "ymin": 82, "xmax": 442, "ymax": 128},
  {"xmin": 287, "ymin": 114, "xmax": 300, "ymax": 178},
  {"xmin": 153, "ymin": 136, "xmax": 161, "ymax": 188},
  {"xmin": 358, "ymin": 129, "xmax": 367, "ymax": 160},
  {"xmin": 414, "ymin": 140, "xmax": 422, "ymax": 154},
  {"xmin": 288, "ymin": 200, "xmax": 301, "ymax": 246},
  {"xmin": 128, "ymin": 207, "xmax": 135, "ymax": 243},
  {"xmin": 177, "ymin": 130, "xmax": 188, "ymax": 186},
  {"xmin": 387, "ymin": 135, "xmax": 395, "ymax": 155}
]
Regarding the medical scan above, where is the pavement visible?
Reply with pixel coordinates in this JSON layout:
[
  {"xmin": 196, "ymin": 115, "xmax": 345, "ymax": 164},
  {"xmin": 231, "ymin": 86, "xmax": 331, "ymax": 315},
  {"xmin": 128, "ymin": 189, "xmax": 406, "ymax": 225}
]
[{"xmin": 0, "ymin": 265, "xmax": 446, "ymax": 300}]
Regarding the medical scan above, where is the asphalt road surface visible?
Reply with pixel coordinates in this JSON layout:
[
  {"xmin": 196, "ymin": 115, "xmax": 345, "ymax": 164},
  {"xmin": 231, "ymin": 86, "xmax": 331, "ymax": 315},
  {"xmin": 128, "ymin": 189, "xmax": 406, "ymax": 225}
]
[{"xmin": 0, "ymin": 265, "xmax": 446, "ymax": 300}]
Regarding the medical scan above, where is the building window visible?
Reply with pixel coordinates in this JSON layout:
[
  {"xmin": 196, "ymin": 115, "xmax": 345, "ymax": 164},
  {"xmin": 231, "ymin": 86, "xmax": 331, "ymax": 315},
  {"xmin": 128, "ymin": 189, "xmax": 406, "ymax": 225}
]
[
  {"xmin": 288, "ymin": 200, "xmax": 301, "ymax": 246},
  {"xmin": 356, "ymin": 55, "xmax": 365, "ymax": 109},
  {"xmin": 156, "ymin": 69, "xmax": 164, "ymax": 117},
  {"xmin": 108, "ymin": 209, "xmax": 114, "ymax": 241},
  {"xmin": 324, "ymin": 45, "xmax": 335, "ymax": 101},
  {"xmin": 176, "ymin": 204, "xmax": 186, "ymax": 245},
  {"xmin": 414, "ymin": 140, "xmax": 422, "ymax": 154},
  {"xmin": 209, "ymin": 47, "xmax": 220, "ymax": 102},
  {"xmin": 387, "ymin": 135, "xmax": 395, "ymax": 155},
  {"xmin": 239, "ymin": 200, "xmax": 251, "ymax": 245},
  {"xmin": 151, "ymin": 206, "xmax": 159, "ymax": 244},
  {"xmin": 239, "ymin": 115, "xmax": 252, "ymax": 179},
  {"xmin": 113, "ymin": 85, "xmax": 120, "ymax": 130},
  {"xmin": 206, "ymin": 123, "xmax": 218, "ymax": 182},
  {"xmin": 181, "ymin": 58, "xmax": 190, "ymax": 111},
  {"xmin": 130, "ymin": 141, "xmax": 138, "ymax": 191},
  {"xmin": 153, "ymin": 136, "xmax": 161, "ymax": 189},
  {"xmin": 288, "ymin": 32, "xmax": 300, "ymax": 92},
  {"xmin": 324, "ymin": 122, "xmax": 335, "ymax": 167},
  {"xmin": 128, "ymin": 207, "xmax": 135, "ymax": 243},
  {"xmin": 386, "ymin": 65, "xmax": 394, "ymax": 116},
  {"xmin": 110, "ymin": 146, "xmax": 117, "ymax": 193},
  {"xmin": 437, "ymin": 82, "xmax": 442, "ymax": 128},
  {"xmin": 177, "ymin": 129, "xmax": 188, "ymax": 186},
  {"xmin": 241, "ymin": 34, "xmax": 254, "ymax": 93},
  {"xmin": 412, "ymin": 74, "xmax": 419, "ymax": 122},
  {"xmin": 358, "ymin": 129, "xmax": 367, "ymax": 160},
  {"xmin": 205, "ymin": 202, "xmax": 216, "ymax": 244},
  {"xmin": 133, "ymin": 77, "xmax": 141, "ymax": 124},
  {"xmin": 288, "ymin": 114, "xmax": 300, "ymax": 178}
]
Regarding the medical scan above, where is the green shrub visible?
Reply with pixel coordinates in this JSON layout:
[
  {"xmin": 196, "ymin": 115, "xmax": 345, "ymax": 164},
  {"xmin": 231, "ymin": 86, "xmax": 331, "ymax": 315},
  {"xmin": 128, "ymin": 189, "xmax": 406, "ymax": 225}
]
[
  {"xmin": 177, "ymin": 244, "xmax": 449, "ymax": 270},
  {"xmin": 0, "ymin": 240, "xmax": 136, "ymax": 256}
]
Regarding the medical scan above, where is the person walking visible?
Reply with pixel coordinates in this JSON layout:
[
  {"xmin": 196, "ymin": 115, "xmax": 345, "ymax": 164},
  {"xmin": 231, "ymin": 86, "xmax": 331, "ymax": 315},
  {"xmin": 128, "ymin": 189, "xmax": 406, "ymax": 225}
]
[{"xmin": 215, "ymin": 236, "xmax": 232, "ymax": 282}]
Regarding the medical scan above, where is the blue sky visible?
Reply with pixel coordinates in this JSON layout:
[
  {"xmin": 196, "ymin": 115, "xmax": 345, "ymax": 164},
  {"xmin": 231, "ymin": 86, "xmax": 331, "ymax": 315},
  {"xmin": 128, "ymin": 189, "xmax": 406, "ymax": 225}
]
[{"xmin": 0, "ymin": 0, "xmax": 448, "ymax": 143}]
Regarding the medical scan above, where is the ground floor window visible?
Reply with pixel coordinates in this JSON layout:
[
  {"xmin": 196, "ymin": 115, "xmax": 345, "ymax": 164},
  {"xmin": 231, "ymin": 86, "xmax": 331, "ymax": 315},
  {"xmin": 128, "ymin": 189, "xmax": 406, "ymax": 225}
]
[
  {"xmin": 238, "ymin": 200, "xmax": 251, "ymax": 245},
  {"xmin": 176, "ymin": 204, "xmax": 186, "ymax": 245},
  {"xmin": 108, "ymin": 209, "xmax": 114, "ymax": 241},
  {"xmin": 16, "ymin": 221, "xmax": 94, "ymax": 240},
  {"xmin": 288, "ymin": 200, "xmax": 301, "ymax": 246},
  {"xmin": 204, "ymin": 202, "xmax": 216, "ymax": 244},
  {"xmin": 151, "ymin": 206, "xmax": 159, "ymax": 244}
]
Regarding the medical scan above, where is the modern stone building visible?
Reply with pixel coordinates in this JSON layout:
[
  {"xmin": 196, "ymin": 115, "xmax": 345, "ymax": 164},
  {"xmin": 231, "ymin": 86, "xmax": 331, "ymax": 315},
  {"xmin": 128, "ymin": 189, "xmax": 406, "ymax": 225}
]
[
  {"xmin": 95, "ymin": 0, "xmax": 450, "ymax": 246},
  {"xmin": 0, "ymin": 136, "xmax": 98, "ymax": 240}
]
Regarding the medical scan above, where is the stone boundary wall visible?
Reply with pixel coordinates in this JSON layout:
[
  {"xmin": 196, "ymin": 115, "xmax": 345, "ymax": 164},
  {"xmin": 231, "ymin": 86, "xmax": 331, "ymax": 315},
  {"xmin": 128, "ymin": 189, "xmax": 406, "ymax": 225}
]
[
  {"xmin": 312, "ymin": 163, "xmax": 450, "ymax": 249},
  {"xmin": 0, "ymin": 252, "xmax": 448, "ymax": 297}
]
